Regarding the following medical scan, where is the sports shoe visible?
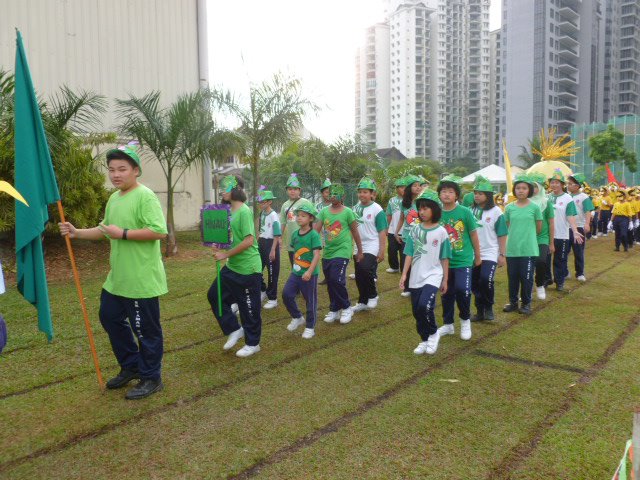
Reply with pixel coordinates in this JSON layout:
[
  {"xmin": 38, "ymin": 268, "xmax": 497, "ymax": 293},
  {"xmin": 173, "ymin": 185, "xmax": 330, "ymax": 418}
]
[
  {"xmin": 503, "ymin": 303, "xmax": 519, "ymax": 313},
  {"xmin": 231, "ymin": 303, "xmax": 239, "ymax": 314},
  {"xmin": 400, "ymin": 291, "xmax": 411, "ymax": 297},
  {"xmin": 518, "ymin": 304, "xmax": 532, "ymax": 315},
  {"xmin": 425, "ymin": 331, "xmax": 440, "ymax": 354},
  {"xmin": 438, "ymin": 324, "xmax": 454, "ymax": 336},
  {"xmin": 576, "ymin": 275, "xmax": 586, "ymax": 282},
  {"xmin": 324, "ymin": 311, "xmax": 340, "ymax": 323},
  {"xmin": 565, "ymin": 272, "xmax": 571, "ymax": 279},
  {"xmin": 223, "ymin": 327, "xmax": 244, "ymax": 350},
  {"xmin": 413, "ymin": 341, "xmax": 429, "ymax": 355},
  {"xmin": 367, "ymin": 296, "xmax": 379, "ymax": 309},
  {"xmin": 470, "ymin": 308, "xmax": 484, "ymax": 322},
  {"xmin": 339, "ymin": 307, "xmax": 353, "ymax": 324},
  {"xmin": 106, "ymin": 369, "xmax": 139, "ymax": 389},
  {"xmin": 301, "ymin": 328, "xmax": 315, "ymax": 339},
  {"xmin": 287, "ymin": 317, "xmax": 305, "ymax": 331},
  {"xmin": 264, "ymin": 300, "xmax": 278, "ymax": 309},
  {"xmin": 484, "ymin": 307, "xmax": 495, "ymax": 321},
  {"xmin": 348, "ymin": 273, "xmax": 356, "ymax": 279},
  {"xmin": 556, "ymin": 284, "xmax": 565, "ymax": 292},
  {"xmin": 236, "ymin": 345, "xmax": 260, "ymax": 358},
  {"xmin": 352, "ymin": 303, "xmax": 369, "ymax": 313},
  {"xmin": 536, "ymin": 286, "xmax": 546, "ymax": 300},
  {"xmin": 386, "ymin": 268, "xmax": 399, "ymax": 273},
  {"xmin": 260, "ymin": 292, "xmax": 268, "ymax": 303},
  {"xmin": 460, "ymin": 319, "xmax": 472, "ymax": 340},
  {"xmin": 125, "ymin": 379, "xmax": 163, "ymax": 400}
]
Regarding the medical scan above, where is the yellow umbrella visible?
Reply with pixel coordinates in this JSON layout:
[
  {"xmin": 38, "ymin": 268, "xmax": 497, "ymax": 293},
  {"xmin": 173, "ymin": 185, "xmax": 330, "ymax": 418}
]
[
  {"xmin": 0, "ymin": 180, "xmax": 28, "ymax": 205},
  {"xmin": 526, "ymin": 161, "xmax": 573, "ymax": 179}
]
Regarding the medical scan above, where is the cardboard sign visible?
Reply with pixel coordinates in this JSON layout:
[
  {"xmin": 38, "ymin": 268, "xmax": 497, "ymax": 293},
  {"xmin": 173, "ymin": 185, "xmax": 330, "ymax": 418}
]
[{"xmin": 201, "ymin": 204, "xmax": 232, "ymax": 248}]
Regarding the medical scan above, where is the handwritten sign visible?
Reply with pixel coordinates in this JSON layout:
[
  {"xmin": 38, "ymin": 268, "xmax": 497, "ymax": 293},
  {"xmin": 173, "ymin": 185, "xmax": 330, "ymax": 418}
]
[{"xmin": 200, "ymin": 204, "xmax": 232, "ymax": 248}]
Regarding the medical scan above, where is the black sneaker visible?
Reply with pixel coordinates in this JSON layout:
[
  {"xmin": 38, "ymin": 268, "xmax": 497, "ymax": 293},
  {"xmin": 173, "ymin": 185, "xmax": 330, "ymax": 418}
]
[
  {"xmin": 518, "ymin": 304, "xmax": 532, "ymax": 315},
  {"xmin": 106, "ymin": 369, "xmax": 139, "ymax": 389},
  {"xmin": 503, "ymin": 303, "xmax": 519, "ymax": 313},
  {"xmin": 556, "ymin": 284, "xmax": 565, "ymax": 292},
  {"xmin": 471, "ymin": 308, "xmax": 484, "ymax": 322},
  {"xmin": 615, "ymin": 248, "xmax": 620, "ymax": 252},
  {"xmin": 125, "ymin": 379, "xmax": 163, "ymax": 400},
  {"xmin": 484, "ymin": 307, "xmax": 495, "ymax": 321}
]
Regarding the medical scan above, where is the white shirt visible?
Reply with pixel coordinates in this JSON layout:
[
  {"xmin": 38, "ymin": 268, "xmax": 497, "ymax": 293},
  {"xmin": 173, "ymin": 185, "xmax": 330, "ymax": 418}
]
[
  {"xmin": 353, "ymin": 202, "xmax": 387, "ymax": 255},
  {"xmin": 0, "ymin": 260, "xmax": 5, "ymax": 295},
  {"xmin": 386, "ymin": 196, "xmax": 403, "ymax": 235},
  {"xmin": 472, "ymin": 205, "xmax": 507, "ymax": 262},
  {"xmin": 549, "ymin": 192, "xmax": 577, "ymax": 240},
  {"xmin": 404, "ymin": 224, "xmax": 451, "ymax": 289},
  {"xmin": 259, "ymin": 210, "xmax": 280, "ymax": 239}
]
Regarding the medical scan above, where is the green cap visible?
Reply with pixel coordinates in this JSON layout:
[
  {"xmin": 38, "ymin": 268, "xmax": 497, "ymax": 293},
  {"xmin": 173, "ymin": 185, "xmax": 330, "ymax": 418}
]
[
  {"xmin": 328, "ymin": 183, "xmax": 345, "ymax": 198},
  {"xmin": 220, "ymin": 175, "xmax": 239, "ymax": 193},
  {"xmin": 106, "ymin": 143, "xmax": 143, "ymax": 175},
  {"xmin": 472, "ymin": 175, "xmax": 493, "ymax": 193},
  {"xmin": 418, "ymin": 175, "xmax": 430, "ymax": 185},
  {"xmin": 394, "ymin": 177, "xmax": 406, "ymax": 187},
  {"xmin": 286, "ymin": 173, "xmax": 301, "ymax": 189},
  {"xmin": 416, "ymin": 189, "xmax": 442, "ymax": 206},
  {"xmin": 294, "ymin": 203, "xmax": 318, "ymax": 219},
  {"xmin": 514, "ymin": 173, "xmax": 534, "ymax": 186},
  {"xmin": 569, "ymin": 173, "xmax": 586, "ymax": 185},
  {"xmin": 357, "ymin": 176, "xmax": 377, "ymax": 191},
  {"xmin": 548, "ymin": 168, "xmax": 566, "ymax": 183},
  {"xmin": 256, "ymin": 188, "xmax": 275, "ymax": 201},
  {"xmin": 439, "ymin": 174, "xmax": 463, "ymax": 185},
  {"xmin": 404, "ymin": 174, "xmax": 422, "ymax": 186},
  {"xmin": 320, "ymin": 178, "xmax": 332, "ymax": 190},
  {"xmin": 528, "ymin": 172, "xmax": 547, "ymax": 185}
]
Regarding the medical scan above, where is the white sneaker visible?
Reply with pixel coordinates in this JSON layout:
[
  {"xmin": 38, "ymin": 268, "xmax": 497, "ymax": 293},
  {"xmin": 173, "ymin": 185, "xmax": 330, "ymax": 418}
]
[
  {"xmin": 223, "ymin": 327, "xmax": 244, "ymax": 351},
  {"xmin": 339, "ymin": 307, "xmax": 353, "ymax": 324},
  {"xmin": 263, "ymin": 300, "xmax": 278, "ymax": 309},
  {"xmin": 352, "ymin": 303, "xmax": 369, "ymax": 313},
  {"xmin": 400, "ymin": 291, "xmax": 411, "ymax": 297},
  {"xmin": 367, "ymin": 296, "xmax": 379, "ymax": 309},
  {"xmin": 536, "ymin": 286, "xmax": 546, "ymax": 300},
  {"xmin": 460, "ymin": 319, "xmax": 472, "ymax": 341},
  {"xmin": 565, "ymin": 272, "xmax": 571, "ymax": 279},
  {"xmin": 287, "ymin": 317, "xmax": 305, "ymax": 331},
  {"xmin": 425, "ymin": 331, "xmax": 441, "ymax": 354},
  {"xmin": 438, "ymin": 324, "xmax": 454, "ymax": 336},
  {"xmin": 236, "ymin": 345, "xmax": 260, "ymax": 357},
  {"xmin": 231, "ymin": 303, "xmax": 239, "ymax": 314},
  {"xmin": 260, "ymin": 292, "xmax": 268, "ymax": 303},
  {"xmin": 348, "ymin": 273, "xmax": 356, "ymax": 279},
  {"xmin": 386, "ymin": 268, "xmax": 399, "ymax": 273},
  {"xmin": 577, "ymin": 275, "xmax": 586, "ymax": 282},
  {"xmin": 324, "ymin": 311, "xmax": 340, "ymax": 323},
  {"xmin": 301, "ymin": 328, "xmax": 315, "ymax": 339},
  {"xmin": 413, "ymin": 341, "xmax": 429, "ymax": 355},
  {"xmin": 604, "ymin": 233, "xmax": 608, "ymax": 237}
]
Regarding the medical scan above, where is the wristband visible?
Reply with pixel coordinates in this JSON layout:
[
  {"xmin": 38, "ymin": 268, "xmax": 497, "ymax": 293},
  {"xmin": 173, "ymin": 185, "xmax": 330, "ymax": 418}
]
[{"xmin": 122, "ymin": 228, "xmax": 129, "ymax": 240}]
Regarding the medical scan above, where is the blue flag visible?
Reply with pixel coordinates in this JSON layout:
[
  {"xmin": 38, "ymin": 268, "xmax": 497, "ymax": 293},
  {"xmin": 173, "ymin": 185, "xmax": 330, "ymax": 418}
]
[{"xmin": 14, "ymin": 30, "xmax": 60, "ymax": 341}]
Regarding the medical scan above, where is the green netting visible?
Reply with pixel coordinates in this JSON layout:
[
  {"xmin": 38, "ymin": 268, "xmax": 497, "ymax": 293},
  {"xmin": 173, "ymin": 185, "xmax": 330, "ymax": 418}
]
[{"xmin": 570, "ymin": 116, "xmax": 639, "ymax": 186}]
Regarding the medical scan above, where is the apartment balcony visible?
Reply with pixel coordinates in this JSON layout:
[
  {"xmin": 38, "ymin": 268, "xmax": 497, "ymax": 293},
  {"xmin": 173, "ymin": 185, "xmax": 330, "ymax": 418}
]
[
  {"xmin": 559, "ymin": 73, "xmax": 579, "ymax": 88},
  {"xmin": 559, "ymin": 4, "xmax": 579, "ymax": 21},
  {"xmin": 559, "ymin": 32, "xmax": 580, "ymax": 50},
  {"xmin": 558, "ymin": 87, "xmax": 578, "ymax": 101},
  {"xmin": 558, "ymin": 99, "xmax": 578, "ymax": 113},
  {"xmin": 558, "ymin": 44, "xmax": 580, "ymax": 63},
  {"xmin": 558, "ymin": 17, "xmax": 580, "ymax": 35},
  {"xmin": 557, "ymin": 116, "xmax": 576, "ymax": 130},
  {"xmin": 558, "ymin": 59, "xmax": 579, "ymax": 75}
]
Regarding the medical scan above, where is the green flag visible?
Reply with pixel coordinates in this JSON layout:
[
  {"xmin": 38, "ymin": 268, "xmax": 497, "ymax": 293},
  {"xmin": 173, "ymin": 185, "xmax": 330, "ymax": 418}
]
[{"xmin": 14, "ymin": 30, "xmax": 60, "ymax": 341}]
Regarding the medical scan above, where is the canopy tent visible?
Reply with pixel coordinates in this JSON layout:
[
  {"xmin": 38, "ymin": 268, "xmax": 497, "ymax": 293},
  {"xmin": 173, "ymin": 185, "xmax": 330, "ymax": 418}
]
[{"xmin": 461, "ymin": 164, "xmax": 514, "ymax": 184}]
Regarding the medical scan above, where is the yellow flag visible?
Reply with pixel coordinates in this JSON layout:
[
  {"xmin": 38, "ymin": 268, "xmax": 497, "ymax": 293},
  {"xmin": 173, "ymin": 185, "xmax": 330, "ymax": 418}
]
[
  {"xmin": 0, "ymin": 180, "xmax": 28, "ymax": 206},
  {"xmin": 502, "ymin": 140, "xmax": 513, "ymax": 195}
]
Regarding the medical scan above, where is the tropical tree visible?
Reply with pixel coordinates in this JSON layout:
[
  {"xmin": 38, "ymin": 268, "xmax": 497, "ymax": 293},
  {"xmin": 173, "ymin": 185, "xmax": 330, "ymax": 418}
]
[
  {"xmin": 211, "ymin": 73, "xmax": 318, "ymax": 219},
  {"xmin": 517, "ymin": 136, "xmax": 542, "ymax": 168},
  {"xmin": 116, "ymin": 89, "xmax": 241, "ymax": 256},
  {"xmin": 588, "ymin": 124, "xmax": 637, "ymax": 173},
  {"xmin": 300, "ymin": 135, "xmax": 370, "ymax": 183}
]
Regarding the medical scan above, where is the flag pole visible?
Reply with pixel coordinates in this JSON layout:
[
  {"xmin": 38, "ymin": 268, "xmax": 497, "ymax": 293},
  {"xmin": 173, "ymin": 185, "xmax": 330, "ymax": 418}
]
[{"xmin": 56, "ymin": 200, "xmax": 105, "ymax": 390}]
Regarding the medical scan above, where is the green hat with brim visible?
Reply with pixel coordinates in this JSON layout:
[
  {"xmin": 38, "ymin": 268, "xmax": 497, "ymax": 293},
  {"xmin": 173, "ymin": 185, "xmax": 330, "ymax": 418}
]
[
  {"xmin": 328, "ymin": 183, "xmax": 345, "ymax": 198},
  {"xmin": 404, "ymin": 175, "xmax": 422, "ymax": 186},
  {"xmin": 568, "ymin": 173, "xmax": 586, "ymax": 186},
  {"xmin": 472, "ymin": 175, "xmax": 493, "ymax": 193},
  {"xmin": 415, "ymin": 189, "xmax": 442, "ymax": 207},
  {"xmin": 528, "ymin": 172, "xmax": 547, "ymax": 185},
  {"xmin": 548, "ymin": 169, "xmax": 566, "ymax": 183},
  {"xmin": 513, "ymin": 173, "xmax": 534, "ymax": 187},
  {"xmin": 106, "ymin": 144, "xmax": 142, "ymax": 176},
  {"xmin": 320, "ymin": 178, "xmax": 332, "ymax": 191},
  {"xmin": 286, "ymin": 173, "xmax": 301, "ymax": 189},
  {"xmin": 357, "ymin": 176, "xmax": 377, "ymax": 191},
  {"xmin": 294, "ymin": 203, "xmax": 318, "ymax": 219},
  {"xmin": 394, "ymin": 177, "xmax": 407, "ymax": 187},
  {"xmin": 220, "ymin": 175, "xmax": 239, "ymax": 193},
  {"xmin": 257, "ymin": 190, "xmax": 275, "ymax": 201}
]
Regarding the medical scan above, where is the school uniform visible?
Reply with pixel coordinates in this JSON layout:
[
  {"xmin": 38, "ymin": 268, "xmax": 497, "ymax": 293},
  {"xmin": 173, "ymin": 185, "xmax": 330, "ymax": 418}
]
[
  {"xmin": 258, "ymin": 209, "xmax": 281, "ymax": 301},
  {"xmin": 569, "ymin": 192, "xmax": 594, "ymax": 277},
  {"xmin": 352, "ymin": 201, "xmax": 388, "ymax": 305},
  {"xmin": 549, "ymin": 192, "xmax": 578, "ymax": 288},
  {"xmin": 536, "ymin": 202, "xmax": 555, "ymax": 288},
  {"xmin": 612, "ymin": 201, "xmax": 633, "ymax": 251},
  {"xmin": 386, "ymin": 196, "xmax": 403, "ymax": 271}
]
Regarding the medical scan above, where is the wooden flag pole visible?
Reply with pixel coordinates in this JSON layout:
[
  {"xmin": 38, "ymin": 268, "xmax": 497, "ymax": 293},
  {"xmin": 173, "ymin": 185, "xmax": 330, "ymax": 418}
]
[{"xmin": 56, "ymin": 201, "xmax": 105, "ymax": 390}]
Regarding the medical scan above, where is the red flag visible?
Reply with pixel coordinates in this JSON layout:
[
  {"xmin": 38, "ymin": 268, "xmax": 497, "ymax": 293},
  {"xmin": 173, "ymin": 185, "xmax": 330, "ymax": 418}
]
[{"xmin": 605, "ymin": 163, "xmax": 626, "ymax": 187}]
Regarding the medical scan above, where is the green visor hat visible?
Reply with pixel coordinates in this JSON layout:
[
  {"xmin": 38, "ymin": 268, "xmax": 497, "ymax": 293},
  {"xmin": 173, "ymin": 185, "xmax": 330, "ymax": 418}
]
[
  {"xmin": 415, "ymin": 189, "xmax": 442, "ymax": 207},
  {"xmin": 294, "ymin": 203, "xmax": 318, "ymax": 219},
  {"xmin": 106, "ymin": 142, "xmax": 142, "ymax": 175},
  {"xmin": 568, "ymin": 173, "xmax": 586, "ymax": 186}
]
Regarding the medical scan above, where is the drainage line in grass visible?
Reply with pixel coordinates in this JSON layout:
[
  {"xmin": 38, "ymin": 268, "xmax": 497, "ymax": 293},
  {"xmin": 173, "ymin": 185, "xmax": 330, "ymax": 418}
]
[
  {"xmin": 485, "ymin": 311, "xmax": 640, "ymax": 480},
  {"xmin": 0, "ymin": 257, "xmax": 628, "ymax": 472},
  {"xmin": 474, "ymin": 350, "xmax": 586, "ymax": 374}
]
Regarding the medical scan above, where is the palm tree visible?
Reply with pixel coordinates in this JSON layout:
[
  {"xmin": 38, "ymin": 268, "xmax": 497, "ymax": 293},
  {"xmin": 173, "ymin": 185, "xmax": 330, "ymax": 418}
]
[
  {"xmin": 116, "ymin": 89, "xmax": 240, "ymax": 256},
  {"xmin": 211, "ymin": 73, "xmax": 318, "ymax": 220},
  {"xmin": 517, "ymin": 136, "xmax": 542, "ymax": 168}
]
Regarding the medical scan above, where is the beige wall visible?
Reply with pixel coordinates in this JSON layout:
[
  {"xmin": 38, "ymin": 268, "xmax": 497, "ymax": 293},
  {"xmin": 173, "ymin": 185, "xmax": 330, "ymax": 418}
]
[{"xmin": 1, "ymin": 0, "xmax": 205, "ymax": 230}]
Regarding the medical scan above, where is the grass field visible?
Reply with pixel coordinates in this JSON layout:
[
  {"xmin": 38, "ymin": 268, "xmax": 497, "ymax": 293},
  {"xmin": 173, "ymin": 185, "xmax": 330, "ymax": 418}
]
[{"xmin": 0, "ymin": 232, "xmax": 639, "ymax": 479}]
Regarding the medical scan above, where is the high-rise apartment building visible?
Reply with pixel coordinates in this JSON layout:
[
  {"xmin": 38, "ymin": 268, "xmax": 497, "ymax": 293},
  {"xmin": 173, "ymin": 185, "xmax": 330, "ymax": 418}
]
[{"xmin": 490, "ymin": 28, "xmax": 501, "ymax": 165}]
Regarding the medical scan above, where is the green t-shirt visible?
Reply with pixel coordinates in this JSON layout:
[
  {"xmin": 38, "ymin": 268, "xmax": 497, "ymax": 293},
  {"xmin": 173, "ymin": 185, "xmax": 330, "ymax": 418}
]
[
  {"xmin": 280, "ymin": 197, "xmax": 314, "ymax": 252},
  {"xmin": 102, "ymin": 184, "xmax": 168, "ymax": 298},
  {"xmin": 537, "ymin": 202, "xmax": 555, "ymax": 245},
  {"xmin": 290, "ymin": 228, "xmax": 322, "ymax": 276},
  {"xmin": 504, "ymin": 201, "xmax": 543, "ymax": 257},
  {"xmin": 317, "ymin": 206, "xmax": 357, "ymax": 259},
  {"xmin": 462, "ymin": 192, "xmax": 475, "ymax": 208},
  {"xmin": 227, "ymin": 203, "xmax": 262, "ymax": 275},
  {"xmin": 439, "ymin": 204, "xmax": 478, "ymax": 268}
]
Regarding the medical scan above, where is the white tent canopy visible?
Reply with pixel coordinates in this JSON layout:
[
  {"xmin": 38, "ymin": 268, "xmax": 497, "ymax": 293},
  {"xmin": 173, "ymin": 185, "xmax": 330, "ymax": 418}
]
[{"xmin": 461, "ymin": 164, "xmax": 523, "ymax": 184}]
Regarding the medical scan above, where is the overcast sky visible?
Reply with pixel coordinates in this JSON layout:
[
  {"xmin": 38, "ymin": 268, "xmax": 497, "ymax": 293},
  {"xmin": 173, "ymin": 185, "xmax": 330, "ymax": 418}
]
[{"xmin": 208, "ymin": 0, "xmax": 502, "ymax": 142}]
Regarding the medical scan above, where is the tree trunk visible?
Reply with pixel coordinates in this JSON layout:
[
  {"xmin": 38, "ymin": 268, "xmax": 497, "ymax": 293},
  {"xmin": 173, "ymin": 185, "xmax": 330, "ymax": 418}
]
[
  {"xmin": 165, "ymin": 177, "xmax": 178, "ymax": 257},
  {"xmin": 252, "ymin": 156, "xmax": 260, "ymax": 233}
]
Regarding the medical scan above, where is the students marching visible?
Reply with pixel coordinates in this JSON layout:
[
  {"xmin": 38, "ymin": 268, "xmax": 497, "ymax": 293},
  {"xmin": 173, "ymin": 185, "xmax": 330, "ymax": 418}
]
[{"xmin": 257, "ymin": 188, "xmax": 281, "ymax": 309}]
